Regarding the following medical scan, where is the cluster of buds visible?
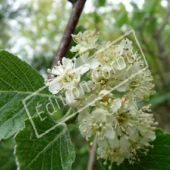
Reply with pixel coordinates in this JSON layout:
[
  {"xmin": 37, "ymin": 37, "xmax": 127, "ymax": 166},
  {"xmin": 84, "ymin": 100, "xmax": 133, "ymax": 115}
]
[{"xmin": 46, "ymin": 30, "xmax": 157, "ymax": 168}]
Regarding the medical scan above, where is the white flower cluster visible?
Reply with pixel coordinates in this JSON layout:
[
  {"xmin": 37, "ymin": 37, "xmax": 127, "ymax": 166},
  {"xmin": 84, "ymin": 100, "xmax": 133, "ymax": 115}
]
[{"xmin": 46, "ymin": 30, "xmax": 157, "ymax": 168}]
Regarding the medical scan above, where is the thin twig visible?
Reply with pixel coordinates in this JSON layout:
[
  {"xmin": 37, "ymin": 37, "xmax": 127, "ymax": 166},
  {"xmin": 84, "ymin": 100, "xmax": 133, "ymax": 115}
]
[
  {"xmin": 52, "ymin": 0, "xmax": 87, "ymax": 68},
  {"xmin": 153, "ymin": 3, "xmax": 170, "ymax": 90},
  {"xmin": 154, "ymin": 6, "xmax": 170, "ymax": 73},
  {"xmin": 87, "ymin": 142, "xmax": 96, "ymax": 170},
  {"xmin": 138, "ymin": 16, "xmax": 168, "ymax": 89},
  {"xmin": 156, "ymin": 1, "xmax": 170, "ymax": 35},
  {"xmin": 68, "ymin": 0, "xmax": 77, "ymax": 3}
]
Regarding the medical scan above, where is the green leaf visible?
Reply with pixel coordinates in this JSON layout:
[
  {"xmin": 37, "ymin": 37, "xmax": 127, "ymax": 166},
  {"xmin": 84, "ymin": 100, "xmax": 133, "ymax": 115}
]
[
  {"xmin": 0, "ymin": 137, "xmax": 16, "ymax": 170},
  {"xmin": 143, "ymin": 0, "xmax": 159, "ymax": 14},
  {"xmin": 0, "ymin": 50, "xmax": 47, "ymax": 140},
  {"xmin": 99, "ymin": 129, "xmax": 170, "ymax": 170},
  {"xmin": 14, "ymin": 118, "xmax": 75, "ymax": 170},
  {"xmin": 94, "ymin": 0, "xmax": 106, "ymax": 7},
  {"xmin": 115, "ymin": 4, "xmax": 128, "ymax": 27},
  {"xmin": 150, "ymin": 92, "xmax": 169, "ymax": 108}
]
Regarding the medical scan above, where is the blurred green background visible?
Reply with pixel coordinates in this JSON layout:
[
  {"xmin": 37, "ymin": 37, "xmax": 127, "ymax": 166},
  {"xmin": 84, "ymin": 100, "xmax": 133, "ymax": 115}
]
[{"xmin": 0, "ymin": 0, "xmax": 170, "ymax": 169}]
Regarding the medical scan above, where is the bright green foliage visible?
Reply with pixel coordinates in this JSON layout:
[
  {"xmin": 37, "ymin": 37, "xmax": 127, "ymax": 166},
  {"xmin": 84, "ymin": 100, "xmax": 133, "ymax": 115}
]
[
  {"xmin": 14, "ymin": 118, "xmax": 75, "ymax": 170},
  {"xmin": 0, "ymin": 51, "xmax": 46, "ymax": 140},
  {"xmin": 100, "ymin": 129, "xmax": 170, "ymax": 170}
]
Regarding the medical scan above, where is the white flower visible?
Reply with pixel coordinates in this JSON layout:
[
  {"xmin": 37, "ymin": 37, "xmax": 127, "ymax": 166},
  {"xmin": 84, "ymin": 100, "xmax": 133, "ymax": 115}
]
[
  {"xmin": 78, "ymin": 108, "xmax": 115, "ymax": 140},
  {"xmin": 65, "ymin": 81, "xmax": 96, "ymax": 107},
  {"xmin": 110, "ymin": 98, "xmax": 122, "ymax": 113},
  {"xmin": 96, "ymin": 46, "xmax": 126, "ymax": 71},
  {"xmin": 118, "ymin": 38, "xmax": 133, "ymax": 55},
  {"xmin": 112, "ymin": 56, "xmax": 126, "ymax": 70},
  {"xmin": 48, "ymin": 80, "xmax": 61, "ymax": 95},
  {"xmin": 95, "ymin": 97, "xmax": 156, "ymax": 166},
  {"xmin": 71, "ymin": 30, "xmax": 99, "ymax": 54},
  {"xmin": 75, "ymin": 53, "xmax": 100, "ymax": 70},
  {"xmin": 116, "ymin": 62, "xmax": 155, "ymax": 100},
  {"xmin": 91, "ymin": 67, "xmax": 117, "ymax": 90},
  {"xmin": 46, "ymin": 57, "xmax": 89, "ymax": 94}
]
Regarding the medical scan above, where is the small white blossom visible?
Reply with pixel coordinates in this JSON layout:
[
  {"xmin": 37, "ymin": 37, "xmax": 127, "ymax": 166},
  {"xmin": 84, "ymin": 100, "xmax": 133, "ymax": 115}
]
[
  {"xmin": 118, "ymin": 38, "xmax": 133, "ymax": 55},
  {"xmin": 46, "ymin": 57, "xmax": 89, "ymax": 94},
  {"xmin": 78, "ymin": 108, "xmax": 115, "ymax": 140},
  {"xmin": 65, "ymin": 81, "xmax": 96, "ymax": 107},
  {"xmin": 116, "ymin": 61, "xmax": 155, "ymax": 100},
  {"xmin": 71, "ymin": 30, "xmax": 99, "ymax": 54}
]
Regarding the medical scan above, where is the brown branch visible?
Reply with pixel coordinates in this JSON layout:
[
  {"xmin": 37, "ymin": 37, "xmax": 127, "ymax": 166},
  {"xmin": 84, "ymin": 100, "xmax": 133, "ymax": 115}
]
[
  {"xmin": 137, "ymin": 16, "xmax": 168, "ymax": 89},
  {"xmin": 153, "ymin": 3, "xmax": 170, "ymax": 89},
  {"xmin": 52, "ymin": 0, "xmax": 87, "ymax": 68},
  {"xmin": 154, "ymin": 2, "xmax": 170, "ymax": 70},
  {"xmin": 87, "ymin": 142, "xmax": 96, "ymax": 170},
  {"xmin": 68, "ymin": 0, "xmax": 77, "ymax": 3},
  {"xmin": 154, "ymin": 31, "xmax": 169, "ymax": 71},
  {"xmin": 156, "ymin": 1, "xmax": 170, "ymax": 35}
]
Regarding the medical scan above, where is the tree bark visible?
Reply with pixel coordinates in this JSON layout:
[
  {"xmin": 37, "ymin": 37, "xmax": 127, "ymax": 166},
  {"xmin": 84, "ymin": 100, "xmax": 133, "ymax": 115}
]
[{"xmin": 52, "ymin": 0, "xmax": 87, "ymax": 68}]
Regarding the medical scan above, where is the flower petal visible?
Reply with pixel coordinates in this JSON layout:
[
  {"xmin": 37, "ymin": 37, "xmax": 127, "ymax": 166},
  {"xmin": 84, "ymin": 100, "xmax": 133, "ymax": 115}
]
[
  {"xmin": 113, "ymin": 57, "xmax": 126, "ymax": 70},
  {"xmin": 105, "ymin": 125, "xmax": 115, "ymax": 139},
  {"xmin": 92, "ymin": 109, "xmax": 107, "ymax": 122},
  {"xmin": 111, "ymin": 98, "xmax": 121, "ymax": 113},
  {"xmin": 48, "ymin": 80, "xmax": 61, "ymax": 94},
  {"xmin": 62, "ymin": 57, "xmax": 73, "ymax": 69}
]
